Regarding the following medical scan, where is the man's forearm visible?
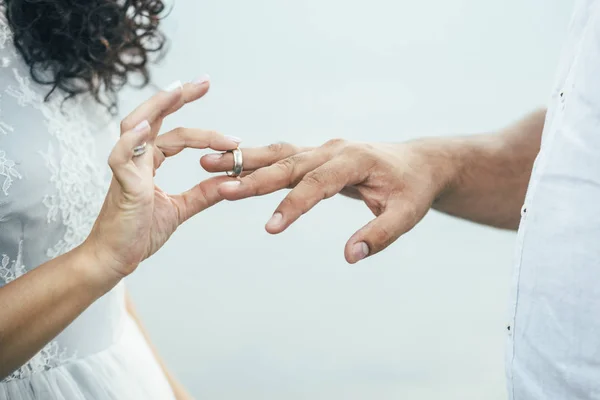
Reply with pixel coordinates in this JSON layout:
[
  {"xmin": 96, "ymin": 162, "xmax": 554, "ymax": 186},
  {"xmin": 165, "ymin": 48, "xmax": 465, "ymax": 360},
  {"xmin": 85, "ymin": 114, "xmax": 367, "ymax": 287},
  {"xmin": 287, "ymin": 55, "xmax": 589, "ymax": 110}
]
[{"xmin": 427, "ymin": 109, "xmax": 546, "ymax": 230}]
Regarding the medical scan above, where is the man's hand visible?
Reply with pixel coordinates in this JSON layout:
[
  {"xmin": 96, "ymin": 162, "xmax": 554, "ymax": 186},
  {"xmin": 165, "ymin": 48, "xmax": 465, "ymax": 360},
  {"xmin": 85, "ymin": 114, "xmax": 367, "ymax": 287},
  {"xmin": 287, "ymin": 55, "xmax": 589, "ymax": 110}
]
[
  {"xmin": 201, "ymin": 110, "xmax": 545, "ymax": 263},
  {"xmin": 202, "ymin": 139, "xmax": 455, "ymax": 263}
]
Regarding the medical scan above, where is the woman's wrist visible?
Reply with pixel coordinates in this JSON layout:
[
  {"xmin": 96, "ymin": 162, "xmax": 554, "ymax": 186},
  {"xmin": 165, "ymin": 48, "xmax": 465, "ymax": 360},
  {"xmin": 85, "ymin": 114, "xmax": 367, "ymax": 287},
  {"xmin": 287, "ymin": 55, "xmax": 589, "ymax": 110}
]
[{"xmin": 71, "ymin": 242, "xmax": 125, "ymax": 298}]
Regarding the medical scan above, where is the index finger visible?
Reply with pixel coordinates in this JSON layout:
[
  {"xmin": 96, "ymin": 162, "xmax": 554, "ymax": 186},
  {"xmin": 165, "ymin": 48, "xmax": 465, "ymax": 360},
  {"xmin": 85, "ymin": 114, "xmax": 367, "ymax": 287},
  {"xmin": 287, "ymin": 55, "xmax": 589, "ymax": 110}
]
[
  {"xmin": 217, "ymin": 149, "xmax": 331, "ymax": 200},
  {"xmin": 201, "ymin": 142, "xmax": 312, "ymax": 173},
  {"xmin": 156, "ymin": 128, "xmax": 242, "ymax": 158},
  {"xmin": 120, "ymin": 76, "xmax": 211, "ymax": 134}
]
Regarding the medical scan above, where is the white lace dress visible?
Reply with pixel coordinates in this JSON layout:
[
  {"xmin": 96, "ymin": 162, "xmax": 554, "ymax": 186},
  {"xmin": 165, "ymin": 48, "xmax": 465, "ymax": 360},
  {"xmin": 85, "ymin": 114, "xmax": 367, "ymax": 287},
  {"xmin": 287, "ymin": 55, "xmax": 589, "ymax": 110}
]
[{"xmin": 0, "ymin": 19, "xmax": 176, "ymax": 400}]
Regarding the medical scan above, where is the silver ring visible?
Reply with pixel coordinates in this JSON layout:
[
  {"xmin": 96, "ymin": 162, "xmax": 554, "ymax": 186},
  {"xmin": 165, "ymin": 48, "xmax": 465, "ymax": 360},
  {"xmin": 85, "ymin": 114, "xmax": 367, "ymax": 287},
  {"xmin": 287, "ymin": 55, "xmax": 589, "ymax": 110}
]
[
  {"xmin": 132, "ymin": 142, "xmax": 147, "ymax": 157},
  {"xmin": 226, "ymin": 148, "xmax": 243, "ymax": 177}
]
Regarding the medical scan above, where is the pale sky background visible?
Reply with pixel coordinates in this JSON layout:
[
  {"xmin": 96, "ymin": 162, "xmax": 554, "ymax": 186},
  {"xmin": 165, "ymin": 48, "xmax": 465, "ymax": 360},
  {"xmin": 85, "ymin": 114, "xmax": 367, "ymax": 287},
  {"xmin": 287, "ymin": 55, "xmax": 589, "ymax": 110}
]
[{"xmin": 121, "ymin": 1, "xmax": 575, "ymax": 398}]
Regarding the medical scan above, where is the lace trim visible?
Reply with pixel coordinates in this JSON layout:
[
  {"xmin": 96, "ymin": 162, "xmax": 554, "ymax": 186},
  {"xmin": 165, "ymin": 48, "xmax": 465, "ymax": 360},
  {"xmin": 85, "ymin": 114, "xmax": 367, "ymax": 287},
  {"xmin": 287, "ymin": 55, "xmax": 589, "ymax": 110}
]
[{"xmin": 5, "ymin": 341, "xmax": 77, "ymax": 382}]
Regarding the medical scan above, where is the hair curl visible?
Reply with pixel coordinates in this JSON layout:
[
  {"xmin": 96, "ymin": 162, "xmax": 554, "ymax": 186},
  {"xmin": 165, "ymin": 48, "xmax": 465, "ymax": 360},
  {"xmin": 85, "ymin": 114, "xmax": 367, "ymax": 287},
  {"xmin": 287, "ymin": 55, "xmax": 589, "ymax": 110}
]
[{"xmin": 3, "ymin": 0, "xmax": 167, "ymax": 113}]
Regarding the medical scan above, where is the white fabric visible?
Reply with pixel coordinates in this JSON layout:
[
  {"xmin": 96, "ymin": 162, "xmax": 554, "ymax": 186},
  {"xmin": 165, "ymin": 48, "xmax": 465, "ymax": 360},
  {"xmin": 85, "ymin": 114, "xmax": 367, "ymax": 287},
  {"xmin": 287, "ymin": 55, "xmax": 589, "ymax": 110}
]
[
  {"xmin": 507, "ymin": 0, "xmax": 600, "ymax": 398},
  {"xmin": 0, "ymin": 17, "xmax": 175, "ymax": 400}
]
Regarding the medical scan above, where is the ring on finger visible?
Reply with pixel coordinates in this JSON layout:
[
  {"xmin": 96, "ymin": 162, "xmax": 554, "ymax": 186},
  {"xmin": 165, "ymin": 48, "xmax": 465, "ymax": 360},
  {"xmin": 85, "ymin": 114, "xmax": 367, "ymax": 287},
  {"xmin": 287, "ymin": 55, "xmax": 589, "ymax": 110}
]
[
  {"xmin": 132, "ymin": 142, "xmax": 147, "ymax": 157},
  {"xmin": 226, "ymin": 148, "xmax": 244, "ymax": 177}
]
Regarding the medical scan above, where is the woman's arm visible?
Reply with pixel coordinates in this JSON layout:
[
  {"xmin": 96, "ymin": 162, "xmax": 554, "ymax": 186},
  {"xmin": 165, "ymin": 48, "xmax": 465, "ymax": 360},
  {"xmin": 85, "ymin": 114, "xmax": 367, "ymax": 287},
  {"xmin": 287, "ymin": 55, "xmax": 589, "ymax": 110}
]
[
  {"xmin": 0, "ymin": 77, "xmax": 238, "ymax": 380},
  {"xmin": 125, "ymin": 291, "xmax": 193, "ymax": 400},
  {"xmin": 0, "ymin": 245, "xmax": 120, "ymax": 378}
]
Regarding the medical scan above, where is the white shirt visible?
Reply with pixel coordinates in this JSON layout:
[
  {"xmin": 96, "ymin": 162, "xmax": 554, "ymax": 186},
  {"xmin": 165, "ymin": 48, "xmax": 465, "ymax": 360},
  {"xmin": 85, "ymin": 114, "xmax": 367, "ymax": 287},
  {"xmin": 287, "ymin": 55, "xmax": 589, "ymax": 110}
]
[{"xmin": 507, "ymin": 0, "xmax": 600, "ymax": 398}]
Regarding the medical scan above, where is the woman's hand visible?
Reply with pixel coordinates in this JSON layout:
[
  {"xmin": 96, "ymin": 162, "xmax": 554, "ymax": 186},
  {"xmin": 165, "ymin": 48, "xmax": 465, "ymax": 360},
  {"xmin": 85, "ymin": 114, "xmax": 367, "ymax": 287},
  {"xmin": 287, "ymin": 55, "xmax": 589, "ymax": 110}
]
[
  {"xmin": 201, "ymin": 139, "xmax": 455, "ymax": 264},
  {"xmin": 84, "ymin": 78, "xmax": 241, "ymax": 282}
]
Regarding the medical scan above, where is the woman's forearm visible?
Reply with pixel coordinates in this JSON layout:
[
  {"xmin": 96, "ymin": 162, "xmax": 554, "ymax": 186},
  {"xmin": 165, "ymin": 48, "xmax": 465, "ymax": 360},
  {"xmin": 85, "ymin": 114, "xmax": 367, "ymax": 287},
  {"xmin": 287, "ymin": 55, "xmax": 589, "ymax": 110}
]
[{"xmin": 0, "ymin": 243, "xmax": 120, "ymax": 379}]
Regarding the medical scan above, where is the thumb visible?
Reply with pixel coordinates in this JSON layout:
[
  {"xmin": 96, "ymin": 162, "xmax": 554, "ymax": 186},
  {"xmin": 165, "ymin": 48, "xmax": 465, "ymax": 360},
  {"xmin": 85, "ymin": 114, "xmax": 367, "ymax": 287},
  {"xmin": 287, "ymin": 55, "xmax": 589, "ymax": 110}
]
[
  {"xmin": 345, "ymin": 201, "xmax": 421, "ymax": 264},
  {"xmin": 170, "ymin": 175, "xmax": 232, "ymax": 224}
]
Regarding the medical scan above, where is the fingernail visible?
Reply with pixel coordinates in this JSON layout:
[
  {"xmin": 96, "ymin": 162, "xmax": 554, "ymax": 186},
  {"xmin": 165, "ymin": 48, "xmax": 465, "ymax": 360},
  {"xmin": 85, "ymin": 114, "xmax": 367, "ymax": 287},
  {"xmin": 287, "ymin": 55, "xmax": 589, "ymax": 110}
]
[
  {"xmin": 225, "ymin": 135, "xmax": 242, "ymax": 144},
  {"xmin": 133, "ymin": 120, "xmax": 150, "ymax": 133},
  {"xmin": 164, "ymin": 80, "xmax": 183, "ymax": 92},
  {"xmin": 204, "ymin": 153, "xmax": 223, "ymax": 162},
  {"xmin": 352, "ymin": 242, "xmax": 369, "ymax": 262},
  {"xmin": 193, "ymin": 74, "xmax": 211, "ymax": 85},
  {"xmin": 220, "ymin": 180, "xmax": 241, "ymax": 190},
  {"xmin": 266, "ymin": 213, "xmax": 283, "ymax": 230}
]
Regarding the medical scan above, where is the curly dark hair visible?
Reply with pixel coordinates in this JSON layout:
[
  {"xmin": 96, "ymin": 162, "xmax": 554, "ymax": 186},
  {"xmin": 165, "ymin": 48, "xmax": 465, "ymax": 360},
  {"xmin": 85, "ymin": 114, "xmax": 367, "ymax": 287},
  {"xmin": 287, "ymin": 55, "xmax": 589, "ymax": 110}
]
[{"xmin": 2, "ymin": 0, "xmax": 167, "ymax": 113}]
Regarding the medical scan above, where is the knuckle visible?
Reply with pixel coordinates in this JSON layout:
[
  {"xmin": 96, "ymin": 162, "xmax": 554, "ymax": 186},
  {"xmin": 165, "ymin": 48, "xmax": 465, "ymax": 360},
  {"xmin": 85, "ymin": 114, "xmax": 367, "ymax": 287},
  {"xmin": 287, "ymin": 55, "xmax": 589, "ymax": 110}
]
[
  {"xmin": 267, "ymin": 142, "xmax": 286, "ymax": 155},
  {"xmin": 153, "ymin": 147, "xmax": 166, "ymax": 167},
  {"xmin": 275, "ymin": 154, "xmax": 308, "ymax": 183},
  {"xmin": 279, "ymin": 195, "xmax": 297, "ymax": 209},
  {"xmin": 193, "ymin": 182, "xmax": 210, "ymax": 204},
  {"xmin": 120, "ymin": 118, "xmax": 132, "ymax": 133},
  {"xmin": 344, "ymin": 142, "xmax": 366, "ymax": 155},
  {"xmin": 242, "ymin": 173, "xmax": 260, "ymax": 194},
  {"xmin": 206, "ymin": 130, "xmax": 221, "ymax": 145},
  {"xmin": 268, "ymin": 142, "xmax": 300, "ymax": 158},
  {"xmin": 325, "ymin": 165, "xmax": 344, "ymax": 181},
  {"xmin": 285, "ymin": 142, "xmax": 301, "ymax": 154},
  {"xmin": 345, "ymin": 144, "xmax": 379, "ymax": 172},
  {"xmin": 274, "ymin": 156, "xmax": 296, "ymax": 174},
  {"xmin": 243, "ymin": 173, "xmax": 257, "ymax": 185},
  {"xmin": 280, "ymin": 194, "xmax": 309, "ymax": 213},
  {"xmin": 107, "ymin": 152, "xmax": 120, "ymax": 169},
  {"xmin": 171, "ymin": 126, "xmax": 185, "ymax": 137},
  {"xmin": 371, "ymin": 225, "xmax": 393, "ymax": 247},
  {"xmin": 323, "ymin": 138, "xmax": 347, "ymax": 148},
  {"xmin": 303, "ymin": 171, "xmax": 326, "ymax": 188},
  {"xmin": 288, "ymin": 153, "xmax": 307, "ymax": 164}
]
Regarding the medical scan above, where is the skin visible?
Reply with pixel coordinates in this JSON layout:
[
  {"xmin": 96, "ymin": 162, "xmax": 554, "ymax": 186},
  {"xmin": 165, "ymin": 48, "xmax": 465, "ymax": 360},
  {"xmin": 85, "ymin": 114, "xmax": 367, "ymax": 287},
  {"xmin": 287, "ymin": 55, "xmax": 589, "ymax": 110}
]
[
  {"xmin": 0, "ymin": 96, "xmax": 544, "ymax": 393},
  {"xmin": 0, "ymin": 77, "xmax": 238, "ymax": 399},
  {"xmin": 201, "ymin": 108, "xmax": 546, "ymax": 264}
]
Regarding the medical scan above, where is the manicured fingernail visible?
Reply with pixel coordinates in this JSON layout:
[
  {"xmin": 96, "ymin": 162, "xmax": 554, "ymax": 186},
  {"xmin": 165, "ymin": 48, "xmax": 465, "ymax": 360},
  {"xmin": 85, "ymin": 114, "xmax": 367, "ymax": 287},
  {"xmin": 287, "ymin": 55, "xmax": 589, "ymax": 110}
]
[
  {"xmin": 225, "ymin": 135, "xmax": 242, "ymax": 144},
  {"xmin": 266, "ymin": 213, "xmax": 283, "ymax": 230},
  {"xmin": 164, "ymin": 80, "xmax": 183, "ymax": 92},
  {"xmin": 133, "ymin": 120, "xmax": 150, "ymax": 133},
  {"xmin": 220, "ymin": 180, "xmax": 241, "ymax": 190},
  {"xmin": 352, "ymin": 242, "xmax": 369, "ymax": 262},
  {"xmin": 193, "ymin": 74, "xmax": 211, "ymax": 85},
  {"xmin": 204, "ymin": 153, "xmax": 223, "ymax": 162}
]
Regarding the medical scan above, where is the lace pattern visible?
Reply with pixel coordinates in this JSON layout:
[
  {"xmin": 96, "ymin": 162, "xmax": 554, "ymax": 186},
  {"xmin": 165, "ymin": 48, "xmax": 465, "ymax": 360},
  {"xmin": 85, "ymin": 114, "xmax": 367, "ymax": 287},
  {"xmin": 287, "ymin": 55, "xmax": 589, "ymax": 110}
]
[
  {"xmin": 0, "ymin": 149, "xmax": 20, "ymax": 196},
  {"xmin": 6, "ymin": 342, "xmax": 77, "ymax": 382},
  {"xmin": 0, "ymin": 17, "xmax": 109, "ymax": 382},
  {"xmin": 7, "ymin": 67, "xmax": 108, "ymax": 258},
  {"xmin": 0, "ymin": 240, "xmax": 25, "ymax": 283}
]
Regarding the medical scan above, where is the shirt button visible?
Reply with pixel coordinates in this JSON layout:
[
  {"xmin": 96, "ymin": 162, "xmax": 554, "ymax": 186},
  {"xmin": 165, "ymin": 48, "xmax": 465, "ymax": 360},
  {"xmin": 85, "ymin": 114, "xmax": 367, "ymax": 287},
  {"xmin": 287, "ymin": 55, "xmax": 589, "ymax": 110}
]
[
  {"xmin": 507, "ymin": 324, "xmax": 512, "ymax": 336},
  {"xmin": 521, "ymin": 204, "xmax": 527, "ymax": 217}
]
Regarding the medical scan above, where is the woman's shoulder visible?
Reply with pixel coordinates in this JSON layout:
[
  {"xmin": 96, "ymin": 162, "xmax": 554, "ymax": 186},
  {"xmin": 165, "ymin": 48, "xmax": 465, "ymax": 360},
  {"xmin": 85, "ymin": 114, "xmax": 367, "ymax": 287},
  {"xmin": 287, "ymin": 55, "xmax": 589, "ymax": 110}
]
[{"xmin": 0, "ymin": 14, "xmax": 112, "ymax": 237}]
